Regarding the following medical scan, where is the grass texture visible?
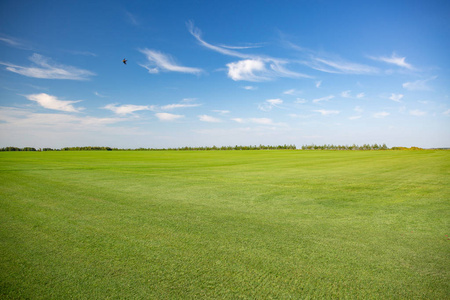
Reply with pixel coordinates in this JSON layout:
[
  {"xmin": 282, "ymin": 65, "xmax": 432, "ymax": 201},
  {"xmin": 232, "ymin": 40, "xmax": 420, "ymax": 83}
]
[{"xmin": 1, "ymin": 150, "xmax": 449, "ymax": 299}]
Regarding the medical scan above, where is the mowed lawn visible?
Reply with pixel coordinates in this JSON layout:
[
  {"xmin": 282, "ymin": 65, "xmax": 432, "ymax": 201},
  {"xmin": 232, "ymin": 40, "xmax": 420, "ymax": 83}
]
[{"xmin": 0, "ymin": 150, "xmax": 449, "ymax": 299}]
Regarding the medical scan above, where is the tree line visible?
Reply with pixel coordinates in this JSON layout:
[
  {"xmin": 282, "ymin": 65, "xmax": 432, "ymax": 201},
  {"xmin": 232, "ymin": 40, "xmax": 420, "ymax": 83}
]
[
  {"xmin": 0, "ymin": 144, "xmax": 429, "ymax": 151},
  {"xmin": 301, "ymin": 143, "xmax": 389, "ymax": 150}
]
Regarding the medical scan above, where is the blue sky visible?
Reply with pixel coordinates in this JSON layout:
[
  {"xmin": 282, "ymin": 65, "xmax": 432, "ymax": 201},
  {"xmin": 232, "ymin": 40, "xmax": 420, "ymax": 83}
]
[{"xmin": 1, "ymin": 0, "xmax": 449, "ymax": 148}]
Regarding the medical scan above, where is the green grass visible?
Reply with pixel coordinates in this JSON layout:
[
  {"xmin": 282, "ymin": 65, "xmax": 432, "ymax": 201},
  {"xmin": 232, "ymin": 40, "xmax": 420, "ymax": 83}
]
[{"xmin": 1, "ymin": 150, "xmax": 449, "ymax": 299}]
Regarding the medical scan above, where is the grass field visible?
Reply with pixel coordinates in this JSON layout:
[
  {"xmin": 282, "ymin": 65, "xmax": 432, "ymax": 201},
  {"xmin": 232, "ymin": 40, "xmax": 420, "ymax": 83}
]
[{"xmin": 1, "ymin": 150, "xmax": 449, "ymax": 299}]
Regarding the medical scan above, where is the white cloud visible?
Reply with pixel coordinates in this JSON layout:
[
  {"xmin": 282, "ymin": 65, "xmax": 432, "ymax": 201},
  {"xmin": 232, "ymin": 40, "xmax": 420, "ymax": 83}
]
[
  {"xmin": 213, "ymin": 110, "xmax": 230, "ymax": 114},
  {"xmin": 199, "ymin": 115, "xmax": 222, "ymax": 122},
  {"xmin": 402, "ymin": 76, "xmax": 437, "ymax": 91},
  {"xmin": 374, "ymin": 112, "xmax": 390, "ymax": 118},
  {"xmin": 125, "ymin": 11, "xmax": 139, "ymax": 26},
  {"xmin": 314, "ymin": 109, "xmax": 340, "ymax": 116},
  {"xmin": 389, "ymin": 93, "xmax": 404, "ymax": 102},
  {"xmin": 26, "ymin": 93, "xmax": 83, "ymax": 112},
  {"xmin": 139, "ymin": 48, "xmax": 203, "ymax": 74},
  {"xmin": 443, "ymin": 109, "xmax": 450, "ymax": 115},
  {"xmin": 0, "ymin": 36, "xmax": 22, "ymax": 47},
  {"xmin": 315, "ymin": 80, "xmax": 322, "ymax": 88},
  {"xmin": 104, "ymin": 104, "xmax": 154, "ymax": 115},
  {"xmin": 0, "ymin": 54, "xmax": 95, "ymax": 80},
  {"xmin": 243, "ymin": 86, "xmax": 257, "ymax": 90},
  {"xmin": 258, "ymin": 98, "xmax": 283, "ymax": 111},
  {"xmin": 409, "ymin": 109, "xmax": 426, "ymax": 116},
  {"xmin": 306, "ymin": 56, "xmax": 378, "ymax": 74},
  {"xmin": 0, "ymin": 106, "xmax": 124, "ymax": 128},
  {"xmin": 231, "ymin": 118, "xmax": 244, "ymax": 123},
  {"xmin": 161, "ymin": 103, "xmax": 201, "ymax": 110},
  {"xmin": 188, "ymin": 22, "xmax": 311, "ymax": 81},
  {"xmin": 312, "ymin": 95, "xmax": 334, "ymax": 103},
  {"xmin": 227, "ymin": 59, "xmax": 269, "ymax": 81},
  {"xmin": 354, "ymin": 106, "xmax": 364, "ymax": 113},
  {"xmin": 155, "ymin": 112, "xmax": 184, "ymax": 121},
  {"xmin": 94, "ymin": 91, "xmax": 107, "ymax": 98},
  {"xmin": 230, "ymin": 117, "xmax": 281, "ymax": 126},
  {"xmin": 218, "ymin": 43, "xmax": 264, "ymax": 50},
  {"xmin": 295, "ymin": 98, "xmax": 307, "ymax": 104},
  {"xmin": 341, "ymin": 90, "xmax": 351, "ymax": 98},
  {"xmin": 356, "ymin": 92, "xmax": 365, "ymax": 99},
  {"xmin": 283, "ymin": 89, "xmax": 302, "ymax": 96},
  {"xmin": 369, "ymin": 53, "xmax": 413, "ymax": 69}
]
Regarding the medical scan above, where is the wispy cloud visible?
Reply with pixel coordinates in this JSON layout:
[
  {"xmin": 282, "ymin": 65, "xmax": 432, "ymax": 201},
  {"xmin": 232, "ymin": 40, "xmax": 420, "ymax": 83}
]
[
  {"xmin": 199, "ymin": 115, "xmax": 222, "ymax": 122},
  {"xmin": 161, "ymin": 103, "xmax": 201, "ymax": 110},
  {"xmin": 125, "ymin": 11, "xmax": 139, "ymax": 26},
  {"xmin": 94, "ymin": 91, "xmax": 107, "ymax": 98},
  {"xmin": 26, "ymin": 93, "xmax": 83, "ymax": 112},
  {"xmin": 213, "ymin": 110, "xmax": 230, "ymax": 114},
  {"xmin": 258, "ymin": 98, "xmax": 283, "ymax": 111},
  {"xmin": 187, "ymin": 21, "xmax": 311, "ymax": 81},
  {"xmin": 341, "ymin": 90, "xmax": 351, "ymax": 98},
  {"xmin": 443, "ymin": 109, "xmax": 450, "ymax": 115},
  {"xmin": 340, "ymin": 90, "xmax": 365, "ymax": 99},
  {"xmin": 295, "ymin": 98, "xmax": 307, "ymax": 104},
  {"xmin": 242, "ymin": 85, "xmax": 257, "ymax": 90},
  {"xmin": 218, "ymin": 43, "xmax": 264, "ymax": 50},
  {"xmin": 313, "ymin": 95, "xmax": 334, "ymax": 103},
  {"xmin": 409, "ymin": 109, "xmax": 426, "ymax": 116},
  {"xmin": 0, "ymin": 106, "xmax": 125, "ymax": 128},
  {"xmin": 66, "ymin": 50, "xmax": 97, "ymax": 57},
  {"xmin": 231, "ymin": 118, "xmax": 244, "ymax": 123},
  {"xmin": 315, "ymin": 80, "xmax": 322, "ymax": 88},
  {"xmin": 374, "ymin": 111, "xmax": 390, "ymax": 118},
  {"xmin": 0, "ymin": 54, "xmax": 95, "ymax": 80},
  {"xmin": 314, "ymin": 109, "xmax": 340, "ymax": 116},
  {"xmin": 249, "ymin": 118, "xmax": 276, "ymax": 125},
  {"xmin": 0, "ymin": 34, "xmax": 31, "ymax": 50},
  {"xmin": 306, "ymin": 56, "xmax": 379, "ymax": 74},
  {"xmin": 354, "ymin": 106, "xmax": 364, "ymax": 114},
  {"xmin": 104, "ymin": 104, "xmax": 154, "ymax": 115},
  {"xmin": 283, "ymin": 89, "xmax": 302, "ymax": 96},
  {"xmin": 389, "ymin": 93, "xmax": 404, "ymax": 102},
  {"xmin": 155, "ymin": 112, "xmax": 184, "ymax": 121},
  {"xmin": 139, "ymin": 48, "xmax": 203, "ymax": 74},
  {"xmin": 231, "ymin": 117, "xmax": 283, "ymax": 126},
  {"xmin": 286, "ymin": 40, "xmax": 379, "ymax": 75},
  {"xmin": 349, "ymin": 116, "xmax": 362, "ymax": 120},
  {"xmin": 369, "ymin": 53, "xmax": 413, "ymax": 69},
  {"xmin": 0, "ymin": 36, "xmax": 22, "ymax": 47},
  {"xmin": 403, "ymin": 76, "xmax": 437, "ymax": 91},
  {"xmin": 356, "ymin": 92, "xmax": 365, "ymax": 99}
]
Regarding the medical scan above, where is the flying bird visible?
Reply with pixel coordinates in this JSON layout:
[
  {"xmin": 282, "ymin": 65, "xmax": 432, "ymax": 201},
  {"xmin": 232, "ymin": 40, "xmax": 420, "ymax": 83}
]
[{"xmin": 122, "ymin": 58, "xmax": 127, "ymax": 65}]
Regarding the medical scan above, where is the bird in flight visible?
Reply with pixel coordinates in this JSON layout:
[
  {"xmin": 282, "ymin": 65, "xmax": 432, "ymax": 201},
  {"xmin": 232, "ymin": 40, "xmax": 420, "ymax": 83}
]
[{"xmin": 123, "ymin": 58, "xmax": 127, "ymax": 65}]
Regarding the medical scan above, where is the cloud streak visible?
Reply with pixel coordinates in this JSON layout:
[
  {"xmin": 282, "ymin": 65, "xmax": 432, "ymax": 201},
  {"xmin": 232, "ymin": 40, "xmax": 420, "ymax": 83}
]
[
  {"xmin": 314, "ymin": 109, "xmax": 340, "ymax": 116},
  {"xmin": 139, "ymin": 48, "xmax": 203, "ymax": 74},
  {"xmin": 199, "ymin": 115, "xmax": 222, "ymax": 122},
  {"xmin": 26, "ymin": 93, "xmax": 83, "ymax": 112},
  {"xmin": 258, "ymin": 98, "xmax": 283, "ymax": 111},
  {"xmin": 313, "ymin": 95, "xmax": 334, "ymax": 103},
  {"xmin": 389, "ymin": 93, "xmax": 404, "ymax": 102},
  {"xmin": 0, "ymin": 54, "xmax": 95, "ymax": 80},
  {"xmin": 104, "ymin": 104, "xmax": 155, "ymax": 115},
  {"xmin": 369, "ymin": 53, "xmax": 413, "ymax": 69},
  {"xmin": 187, "ymin": 21, "xmax": 311, "ymax": 81},
  {"xmin": 155, "ymin": 112, "xmax": 184, "ymax": 121},
  {"xmin": 403, "ymin": 76, "xmax": 437, "ymax": 91}
]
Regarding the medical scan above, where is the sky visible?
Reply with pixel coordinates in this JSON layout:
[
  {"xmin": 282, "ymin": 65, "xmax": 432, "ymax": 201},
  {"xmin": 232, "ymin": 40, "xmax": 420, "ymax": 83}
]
[{"xmin": 0, "ymin": 0, "xmax": 449, "ymax": 149}]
